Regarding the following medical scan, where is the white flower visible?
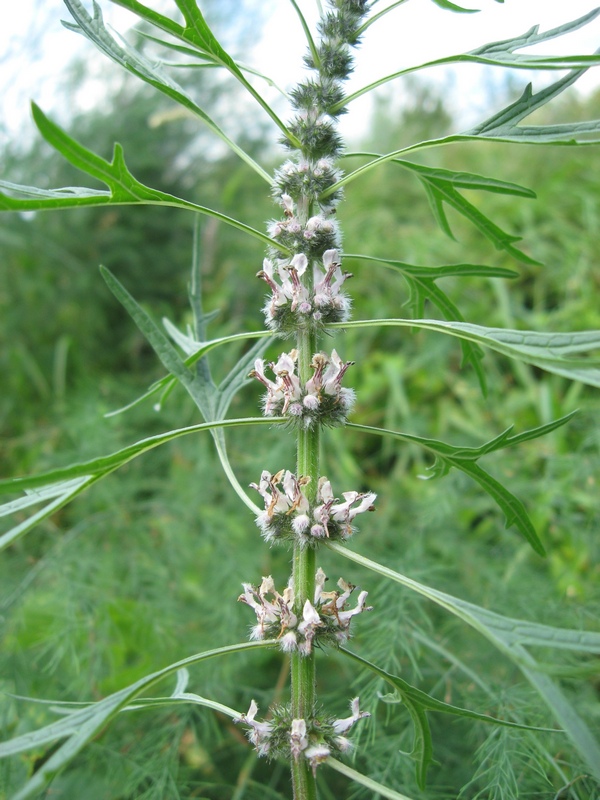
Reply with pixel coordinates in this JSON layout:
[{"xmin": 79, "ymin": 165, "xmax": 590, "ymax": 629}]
[
  {"xmin": 249, "ymin": 469, "xmax": 292, "ymax": 519},
  {"xmin": 332, "ymin": 697, "xmax": 370, "ymax": 735},
  {"xmin": 235, "ymin": 700, "xmax": 273, "ymax": 755},
  {"xmin": 292, "ymin": 514, "xmax": 310, "ymax": 534},
  {"xmin": 310, "ymin": 523, "xmax": 326, "ymax": 539},
  {"xmin": 312, "ymin": 249, "xmax": 351, "ymax": 317},
  {"xmin": 290, "ymin": 718, "xmax": 308, "ymax": 759},
  {"xmin": 241, "ymin": 567, "xmax": 371, "ymax": 654},
  {"xmin": 304, "ymin": 743, "xmax": 331, "ymax": 773},
  {"xmin": 250, "ymin": 469, "xmax": 313, "ymax": 544},
  {"xmin": 313, "ymin": 567, "xmax": 328, "ymax": 604},
  {"xmin": 322, "ymin": 349, "xmax": 353, "ymax": 395},
  {"xmin": 281, "ymin": 193, "xmax": 294, "ymax": 216},
  {"xmin": 337, "ymin": 590, "xmax": 370, "ymax": 624},
  {"xmin": 303, "ymin": 393, "xmax": 320, "ymax": 410},
  {"xmin": 280, "ymin": 630, "xmax": 298, "ymax": 652},
  {"xmin": 298, "ymin": 599, "xmax": 322, "ymax": 635}
]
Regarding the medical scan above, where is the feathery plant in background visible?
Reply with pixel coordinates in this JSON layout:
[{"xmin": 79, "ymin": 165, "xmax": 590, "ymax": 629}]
[{"xmin": 1, "ymin": 0, "xmax": 600, "ymax": 798}]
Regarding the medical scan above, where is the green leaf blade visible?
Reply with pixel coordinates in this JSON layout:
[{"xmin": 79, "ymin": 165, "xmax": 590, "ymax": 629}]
[
  {"xmin": 326, "ymin": 545, "xmax": 600, "ymax": 779},
  {"xmin": 430, "ymin": 0, "xmax": 479, "ymax": 12},
  {"xmin": 2, "ymin": 641, "xmax": 276, "ymax": 799},
  {"xmin": 330, "ymin": 319, "xmax": 600, "ymax": 387},
  {"xmin": 63, "ymin": 0, "xmax": 273, "ymax": 181}
]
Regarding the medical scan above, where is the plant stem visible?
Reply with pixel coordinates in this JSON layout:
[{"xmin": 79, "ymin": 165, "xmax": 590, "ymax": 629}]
[{"xmin": 290, "ymin": 283, "xmax": 320, "ymax": 798}]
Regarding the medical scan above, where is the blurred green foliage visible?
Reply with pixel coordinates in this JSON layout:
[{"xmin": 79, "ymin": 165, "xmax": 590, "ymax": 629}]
[{"xmin": 1, "ymin": 49, "xmax": 599, "ymax": 800}]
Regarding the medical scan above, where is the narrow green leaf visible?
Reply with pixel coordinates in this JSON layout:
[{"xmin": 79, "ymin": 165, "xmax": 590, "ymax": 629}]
[
  {"xmin": 137, "ymin": 32, "xmax": 218, "ymax": 62},
  {"xmin": 421, "ymin": 179, "xmax": 539, "ymax": 264},
  {"xmin": 459, "ymin": 461, "xmax": 545, "ymax": 554},
  {"xmin": 430, "ymin": 0, "xmax": 479, "ymax": 12},
  {"xmin": 337, "ymin": 10, "xmax": 600, "ymax": 111},
  {"xmin": 136, "ymin": 32, "xmax": 290, "ymax": 96},
  {"xmin": 105, "ymin": 328, "xmax": 273, "ymax": 418},
  {"xmin": 0, "ymin": 418, "xmax": 275, "ymax": 496},
  {"xmin": 103, "ymin": 0, "xmax": 183, "ymax": 39},
  {"xmin": 325, "ymin": 758, "xmax": 417, "ymax": 800},
  {"xmin": 329, "ymin": 545, "xmax": 600, "ymax": 656},
  {"xmin": 0, "ymin": 479, "xmax": 90, "ymax": 518},
  {"xmin": 348, "ymin": 413, "xmax": 574, "ymax": 462},
  {"xmin": 329, "ymin": 318, "xmax": 600, "ymax": 387},
  {"xmin": 344, "ymin": 253, "xmax": 518, "ymax": 280},
  {"xmin": 340, "ymin": 651, "xmax": 431, "ymax": 787},
  {"xmin": 327, "ymin": 64, "xmax": 600, "ymax": 192},
  {"xmin": 9, "ymin": 669, "xmax": 239, "ymax": 721},
  {"xmin": 289, "ymin": 0, "xmax": 321, "ymax": 68},
  {"xmin": 356, "ymin": 1, "xmax": 409, "ymax": 36},
  {"xmin": 469, "ymin": 10, "xmax": 600, "ymax": 61},
  {"xmin": 104, "ymin": 257, "xmax": 270, "ymax": 515},
  {"xmin": 0, "ymin": 417, "xmax": 276, "ymax": 550},
  {"xmin": 385, "ymin": 159, "xmax": 536, "ymax": 197},
  {"xmin": 62, "ymin": 0, "xmax": 274, "ymax": 181},
  {"xmin": 2, "ymin": 641, "xmax": 276, "ymax": 799},
  {"xmin": 10, "ymin": 234, "xmax": 271, "ymax": 522},
  {"xmin": 464, "ymin": 67, "xmax": 600, "ymax": 142},
  {"xmin": 421, "ymin": 179, "xmax": 455, "ymax": 240},
  {"xmin": 344, "ymin": 252, "xmax": 518, "ymax": 392},
  {"xmin": 341, "ymin": 153, "xmax": 539, "ymax": 264},
  {"xmin": 0, "ymin": 476, "xmax": 97, "ymax": 551},
  {"xmin": 101, "ymin": 267, "xmax": 196, "ymax": 391},
  {"xmin": 326, "ymin": 546, "xmax": 600, "ymax": 779},
  {"xmin": 346, "ymin": 418, "xmax": 560, "ymax": 555},
  {"xmin": 415, "ymin": 280, "xmax": 487, "ymax": 391},
  {"xmin": 106, "ymin": 0, "xmax": 298, "ymax": 146},
  {"xmin": 0, "ymin": 106, "xmax": 285, "ymax": 253},
  {"xmin": 341, "ymin": 647, "xmax": 561, "ymax": 728},
  {"xmin": 104, "ymin": 263, "xmax": 259, "ymax": 512}
]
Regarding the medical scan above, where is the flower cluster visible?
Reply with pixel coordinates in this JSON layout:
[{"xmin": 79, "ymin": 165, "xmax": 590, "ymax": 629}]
[
  {"xmin": 267, "ymin": 194, "xmax": 340, "ymax": 259},
  {"xmin": 272, "ymin": 159, "xmax": 342, "ymax": 212},
  {"xmin": 239, "ymin": 568, "xmax": 372, "ymax": 654},
  {"xmin": 250, "ymin": 470, "xmax": 376, "ymax": 546},
  {"xmin": 235, "ymin": 697, "xmax": 370, "ymax": 771},
  {"xmin": 259, "ymin": 245, "xmax": 352, "ymax": 334},
  {"xmin": 251, "ymin": 348, "xmax": 354, "ymax": 428}
]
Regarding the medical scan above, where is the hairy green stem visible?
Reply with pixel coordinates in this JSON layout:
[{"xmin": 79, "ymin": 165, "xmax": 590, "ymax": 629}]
[{"xmin": 290, "ymin": 219, "xmax": 320, "ymax": 798}]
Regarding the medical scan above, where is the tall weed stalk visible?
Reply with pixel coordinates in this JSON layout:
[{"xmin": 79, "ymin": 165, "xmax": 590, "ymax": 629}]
[{"xmin": 1, "ymin": 2, "xmax": 600, "ymax": 798}]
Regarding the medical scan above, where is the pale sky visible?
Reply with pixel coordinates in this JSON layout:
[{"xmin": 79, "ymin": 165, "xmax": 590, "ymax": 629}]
[{"xmin": 2, "ymin": 0, "xmax": 600, "ymax": 150}]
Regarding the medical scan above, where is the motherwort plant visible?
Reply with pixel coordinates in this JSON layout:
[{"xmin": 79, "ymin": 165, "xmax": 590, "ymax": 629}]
[{"xmin": 1, "ymin": 1, "xmax": 600, "ymax": 798}]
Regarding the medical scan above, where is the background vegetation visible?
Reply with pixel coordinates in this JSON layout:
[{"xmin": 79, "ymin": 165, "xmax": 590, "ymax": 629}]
[{"xmin": 1, "ymin": 9, "xmax": 599, "ymax": 798}]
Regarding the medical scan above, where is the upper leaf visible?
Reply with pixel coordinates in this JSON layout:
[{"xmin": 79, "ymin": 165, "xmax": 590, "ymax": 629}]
[
  {"xmin": 95, "ymin": 0, "xmax": 299, "ymax": 146},
  {"xmin": 343, "ymin": 253, "xmax": 514, "ymax": 393},
  {"xmin": 464, "ymin": 71, "xmax": 600, "ymax": 143},
  {"xmin": 430, "ymin": 0, "xmax": 479, "ymax": 12},
  {"xmin": 62, "ymin": 0, "xmax": 274, "ymax": 180},
  {"xmin": 339, "ymin": 10, "xmax": 600, "ymax": 110},
  {"xmin": 0, "ymin": 106, "xmax": 284, "ymax": 253},
  {"xmin": 342, "ymin": 158, "xmax": 539, "ymax": 265}
]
